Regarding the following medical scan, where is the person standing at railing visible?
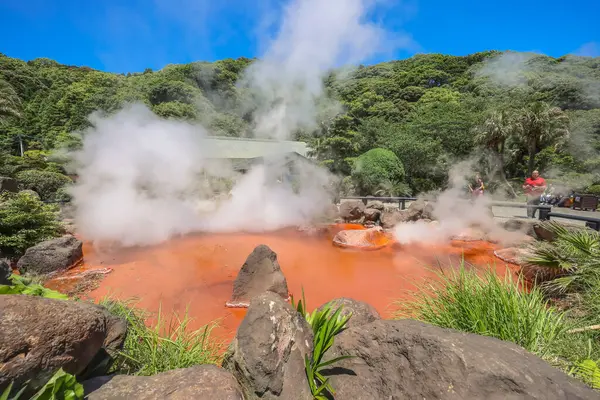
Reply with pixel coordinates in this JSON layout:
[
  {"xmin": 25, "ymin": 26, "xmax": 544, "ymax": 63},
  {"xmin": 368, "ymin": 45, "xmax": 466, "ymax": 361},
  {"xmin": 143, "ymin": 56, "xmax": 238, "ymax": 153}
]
[
  {"xmin": 523, "ymin": 170, "xmax": 547, "ymax": 218},
  {"xmin": 469, "ymin": 175, "xmax": 485, "ymax": 198}
]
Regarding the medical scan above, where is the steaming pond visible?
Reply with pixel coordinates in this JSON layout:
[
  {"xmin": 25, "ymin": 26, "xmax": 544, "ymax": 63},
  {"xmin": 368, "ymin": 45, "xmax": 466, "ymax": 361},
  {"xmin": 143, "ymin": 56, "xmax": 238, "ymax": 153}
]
[{"xmin": 46, "ymin": 226, "xmax": 518, "ymax": 341}]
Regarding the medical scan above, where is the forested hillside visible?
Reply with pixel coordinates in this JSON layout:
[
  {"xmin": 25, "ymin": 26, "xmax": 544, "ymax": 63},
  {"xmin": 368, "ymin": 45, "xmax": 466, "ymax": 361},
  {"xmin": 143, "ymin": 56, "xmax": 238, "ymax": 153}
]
[{"xmin": 1, "ymin": 51, "xmax": 599, "ymax": 198}]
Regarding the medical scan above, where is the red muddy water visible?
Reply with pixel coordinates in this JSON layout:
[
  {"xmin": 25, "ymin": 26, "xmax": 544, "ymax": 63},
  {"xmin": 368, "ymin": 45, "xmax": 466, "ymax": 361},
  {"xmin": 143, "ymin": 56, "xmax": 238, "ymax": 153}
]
[{"xmin": 45, "ymin": 224, "xmax": 518, "ymax": 342}]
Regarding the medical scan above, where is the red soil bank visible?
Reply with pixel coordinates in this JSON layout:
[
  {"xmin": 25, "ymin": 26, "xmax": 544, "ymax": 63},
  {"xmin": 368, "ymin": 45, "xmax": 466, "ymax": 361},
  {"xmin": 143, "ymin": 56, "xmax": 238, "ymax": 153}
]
[{"xmin": 45, "ymin": 226, "xmax": 518, "ymax": 342}]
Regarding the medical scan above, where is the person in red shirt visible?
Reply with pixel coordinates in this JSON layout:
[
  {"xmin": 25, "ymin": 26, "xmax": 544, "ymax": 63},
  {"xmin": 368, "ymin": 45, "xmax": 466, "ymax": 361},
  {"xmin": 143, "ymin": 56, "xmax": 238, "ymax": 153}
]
[{"xmin": 522, "ymin": 170, "xmax": 547, "ymax": 218}]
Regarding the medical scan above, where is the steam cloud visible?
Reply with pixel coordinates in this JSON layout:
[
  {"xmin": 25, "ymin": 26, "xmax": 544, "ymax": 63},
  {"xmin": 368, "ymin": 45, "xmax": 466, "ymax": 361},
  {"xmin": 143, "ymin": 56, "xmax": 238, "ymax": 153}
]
[
  {"xmin": 71, "ymin": 0, "xmax": 394, "ymax": 246},
  {"xmin": 393, "ymin": 160, "xmax": 525, "ymax": 246}
]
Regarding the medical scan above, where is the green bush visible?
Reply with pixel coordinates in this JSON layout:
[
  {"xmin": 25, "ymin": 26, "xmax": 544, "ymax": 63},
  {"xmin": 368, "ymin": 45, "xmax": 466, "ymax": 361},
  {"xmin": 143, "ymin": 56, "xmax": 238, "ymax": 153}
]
[
  {"xmin": 15, "ymin": 169, "xmax": 72, "ymax": 201},
  {"xmin": 100, "ymin": 298, "xmax": 222, "ymax": 376},
  {"xmin": 1, "ymin": 368, "xmax": 83, "ymax": 400},
  {"xmin": 586, "ymin": 185, "xmax": 600, "ymax": 195},
  {"xmin": 395, "ymin": 263, "xmax": 568, "ymax": 358},
  {"xmin": 0, "ymin": 191, "xmax": 62, "ymax": 258},
  {"xmin": 0, "ymin": 274, "xmax": 68, "ymax": 299},
  {"xmin": 351, "ymin": 148, "xmax": 406, "ymax": 196}
]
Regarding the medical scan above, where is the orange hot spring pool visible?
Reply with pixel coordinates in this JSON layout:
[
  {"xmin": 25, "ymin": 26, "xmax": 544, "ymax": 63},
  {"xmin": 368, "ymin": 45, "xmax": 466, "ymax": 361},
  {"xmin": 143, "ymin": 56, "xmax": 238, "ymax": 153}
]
[{"xmin": 45, "ymin": 224, "xmax": 518, "ymax": 342}]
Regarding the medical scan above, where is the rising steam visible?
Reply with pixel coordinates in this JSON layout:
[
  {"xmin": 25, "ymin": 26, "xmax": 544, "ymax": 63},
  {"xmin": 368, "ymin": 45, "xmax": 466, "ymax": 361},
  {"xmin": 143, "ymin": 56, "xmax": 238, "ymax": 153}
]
[
  {"xmin": 70, "ymin": 0, "xmax": 394, "ymax": 246},
  {"xmin": 393, "ymin": 160, "xmax": 525, "ymax": 246}
]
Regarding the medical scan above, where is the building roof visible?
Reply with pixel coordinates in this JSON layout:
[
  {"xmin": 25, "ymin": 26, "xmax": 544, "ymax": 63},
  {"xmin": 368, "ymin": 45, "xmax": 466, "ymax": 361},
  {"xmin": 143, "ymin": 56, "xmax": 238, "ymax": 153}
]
[{"xmin": 200, "ymin": 136, "xmax": 309, "ymax": 159}]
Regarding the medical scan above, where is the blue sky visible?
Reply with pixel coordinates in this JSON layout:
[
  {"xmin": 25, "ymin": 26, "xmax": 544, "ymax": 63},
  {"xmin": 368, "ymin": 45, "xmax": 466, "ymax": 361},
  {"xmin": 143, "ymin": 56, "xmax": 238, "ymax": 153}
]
[{"xmin": 0, "ymin": 0, "xmax": 598, "ymax": 73}]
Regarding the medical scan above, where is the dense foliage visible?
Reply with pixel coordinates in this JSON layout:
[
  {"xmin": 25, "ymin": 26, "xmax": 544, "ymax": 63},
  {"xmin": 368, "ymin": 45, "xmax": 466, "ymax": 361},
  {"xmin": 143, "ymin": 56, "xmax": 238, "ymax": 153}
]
[
  {"xmin": 1, "ymin": 51, "xmax": 599, "ymax": 195},
  {"xmin": 351, "ymin": 148, "xmax": 407, "ymax": 196},
  {"xmin": 0, "ymin": 191, "xmax": 62, "ymax": 258}
]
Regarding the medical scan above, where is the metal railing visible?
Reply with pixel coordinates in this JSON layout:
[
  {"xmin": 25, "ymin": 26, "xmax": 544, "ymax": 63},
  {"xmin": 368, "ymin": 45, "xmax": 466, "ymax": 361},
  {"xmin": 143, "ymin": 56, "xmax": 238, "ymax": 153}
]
[
  {"xmin": 340, "ymin": 196, "xmax": 417, "ymax": 210},
  {"xmin": 542, "ymin": 212, "xmax": 600, "ymax": 231}
]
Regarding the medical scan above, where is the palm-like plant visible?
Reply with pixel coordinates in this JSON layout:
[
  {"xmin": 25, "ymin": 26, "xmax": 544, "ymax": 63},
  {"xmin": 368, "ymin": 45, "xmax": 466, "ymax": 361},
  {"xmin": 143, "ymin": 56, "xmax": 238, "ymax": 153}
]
[
  {"xmin": 375, "ymin": 179, "xmax": 412, "ymax": 197},
  {"xmin": 524, "ymin": 221, "xmax": 600, "ymax": 294},
  {"xmin": 474, "ymin": 109, "xmax": 518, "ymax": 197},
  {"xmin": 514, "ymin": 102, "xmax": 570, "ymax": 176},
  {"xmin": 0, "ymin": 78, "xmax": 22, "ymax": 123}
]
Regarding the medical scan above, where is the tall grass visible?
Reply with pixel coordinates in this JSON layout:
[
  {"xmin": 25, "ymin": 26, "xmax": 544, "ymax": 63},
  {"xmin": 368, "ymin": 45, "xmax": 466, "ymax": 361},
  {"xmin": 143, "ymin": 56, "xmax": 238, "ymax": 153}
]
[
  {"xmin": 394, "ymin": 263, "xmax": 568, "ymax": 357},
  {"xmin": 100, "ymin": 298, "xmax": 223, "ymax": 376}
]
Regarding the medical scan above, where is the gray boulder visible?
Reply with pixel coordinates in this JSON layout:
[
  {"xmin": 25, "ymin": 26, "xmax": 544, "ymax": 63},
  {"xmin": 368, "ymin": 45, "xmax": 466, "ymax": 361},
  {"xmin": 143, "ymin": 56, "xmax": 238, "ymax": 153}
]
[
  {"xmin": 0, "ymin": 295, "xmax": 127, "ymax": 394},
  {"xmin": 0, "ymin": 176, "xmax": 18, "ymax": 193},
  {"xmin": 0, "ymin": 258, "xmax": 11, "ymax": 285},
  {"xmin": 316, "ymin": 297, "xmax": 380, "ymax": 329},
  {"xmin": 363, "ymin": 208, "xmax": 381, "ymax": 223},
  {"xmin": 366, "ymin": 200, "xmax": 385, "ymax": 211},
  {"xmin": 339, "ymin": 200, "xmax": 365, "ymax": 222},
  {"xmin": 85, "ymin": 365, "xmax": 244, "ymax": 400},
  {"xmin": 321, "ymin": 319, "xmax": 598, "ymax": 400},
  {"xmin": 226, "ymin": 245, "xmax": 289, "ymax": 308},
  {"xmin": 380, "ymin": 209, "xmax": 410, "ymax": 229},
  {"xmin": 222, "ymin": 292, "xmax": 313, "ymax": 400},
  {"xmin": 503, "ymin": 218, "xmax": 538, "ymax": 237},
  {"xmin": 17, "ymin": 235, "xmax": 83, "ymax": 277}
]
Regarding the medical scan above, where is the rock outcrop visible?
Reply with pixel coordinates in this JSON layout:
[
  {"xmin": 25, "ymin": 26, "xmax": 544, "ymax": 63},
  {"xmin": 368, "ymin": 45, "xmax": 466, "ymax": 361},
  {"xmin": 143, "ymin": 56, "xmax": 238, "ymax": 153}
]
[
  {"xmin": 17, "ymin": 235, "xmax": 83, "ymax": 277},
  {"xmin": 339, "ymin": 200, "xmax": 365, "ymax": 222},
  {"xmin": 0, "ymin": 258, "xmax": 11, "ymax": 285},
  {"xmin": 0, "ymin": 295, "xmax": 127, "ymax": 394},
  {"xmin": 503, "ymin": 218, "xmax": 538, "ymax": 237},
  {"xmin": 322, "ymin": 319, "xmax": 599, "ymax": 400},
  {"xmin": 316, "ymin": 297, "xmax": 380, "ymax": 329},
  {"xmin": 0, "ymin": 176, "xmax": 18, "ymax": 194},
  {"xmin": 85, "ymin": 365, "xmax": 244, "ymax": 400},
  {"xmin": 226, "ymin": 245, "xmax": 289, "ymax": 308},
  {"xmin": 222, "ymin": 292, "xmax": 313, "ymax": 400}
]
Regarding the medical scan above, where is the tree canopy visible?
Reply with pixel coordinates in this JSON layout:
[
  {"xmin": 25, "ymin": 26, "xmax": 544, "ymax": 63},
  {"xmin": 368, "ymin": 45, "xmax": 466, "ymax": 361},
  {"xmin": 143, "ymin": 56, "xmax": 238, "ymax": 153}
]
[{"xmin": 1, "ymin": 50, "xmax": 599, "ymax": 196}]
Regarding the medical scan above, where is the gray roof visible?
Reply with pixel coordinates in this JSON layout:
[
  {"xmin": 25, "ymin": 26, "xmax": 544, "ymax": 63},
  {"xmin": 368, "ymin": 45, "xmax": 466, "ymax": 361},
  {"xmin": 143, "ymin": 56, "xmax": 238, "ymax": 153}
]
[{"xmin": 200, "ymin": 136, "xmax": 309, "ymax": 159}]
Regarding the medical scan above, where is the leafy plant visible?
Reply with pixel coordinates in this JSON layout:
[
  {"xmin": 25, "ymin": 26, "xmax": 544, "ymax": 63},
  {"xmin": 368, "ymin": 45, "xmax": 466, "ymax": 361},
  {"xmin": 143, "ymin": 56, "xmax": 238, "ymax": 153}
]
[
  {"xmin": 291, "ymin": 290, "xmax": 353, "ymax": 399},
  {"xmin": 524, "ymin": 221, "xmax": 600, "ymax": 294},
  {"xmin": 0, "ymin": 191, "xmax": 62, "ymax": 258},
  {"xmin": 15, "ymin": 169, "xmax": 72, "ymax": 201},
  {"xmin": 395, "ymin": 262, "xmax": 568, "ymax": 357},
  {"xmin": 99, "ymin": 298, "xmax": 222, "ymax": 375},
  {"xmin": 0, "ymin": 274, "xmax": 68, "ymax": 299},
  {"xmin": 570, "ymin": 359, "xmax": 600, "ymax": 389},
  {"xmin": 1, "ymin": 368, "xmax": 83, "ymax": 400}
]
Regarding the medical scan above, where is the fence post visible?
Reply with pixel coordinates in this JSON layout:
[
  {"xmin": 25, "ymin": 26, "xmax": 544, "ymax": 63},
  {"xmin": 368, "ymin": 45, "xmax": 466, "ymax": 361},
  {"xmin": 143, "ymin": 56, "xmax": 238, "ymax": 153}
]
[
  {"xmin": 400, "ymin": 199, "xmax": 406, "ymax": 210},
  {"xmin": 586, "ymin": 221, "xmax": 600, "ymax": 231},
  {"xmin": 538, "ymin": 207, "xmax": 550, "ymax": 221}
]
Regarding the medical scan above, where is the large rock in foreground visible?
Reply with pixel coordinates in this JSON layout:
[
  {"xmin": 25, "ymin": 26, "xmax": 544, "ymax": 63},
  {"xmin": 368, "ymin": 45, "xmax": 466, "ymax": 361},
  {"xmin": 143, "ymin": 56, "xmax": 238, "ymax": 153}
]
[
  {"xmin": 17, "ymin": 235, "xmax": 83, "ymax": 276},
  {"xmin": 0, "ymin": 295, "xmax": 127, "ymax": 393},
  {"xmin": 85, "ymin": 365, "xmax": 244, "ymax": 400},
  {"xmin": 322, "ymin": 319, "xmax": 598, "ymax": 400},
  {"xmin": 223, "ymin": 292, "xmax": 313, "ymax": 400},
  {"xmin": 226, "ymin": 245, "xmax": 289, "ymax": 308}
]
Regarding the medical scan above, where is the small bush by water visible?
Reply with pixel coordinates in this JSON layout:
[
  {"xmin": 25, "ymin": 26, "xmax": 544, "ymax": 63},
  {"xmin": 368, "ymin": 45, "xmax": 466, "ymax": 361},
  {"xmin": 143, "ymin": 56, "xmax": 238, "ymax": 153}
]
[
  {"xmin": 100, "ymin": 298, "xmax": 223, "ymax": 376},
  {"xmin": 395, "ymin": 263, "xmax": 568, "ymax": 358},
  {"xmin": 0, "ymin": 274, "xmax": 67, "ymax": 299}
]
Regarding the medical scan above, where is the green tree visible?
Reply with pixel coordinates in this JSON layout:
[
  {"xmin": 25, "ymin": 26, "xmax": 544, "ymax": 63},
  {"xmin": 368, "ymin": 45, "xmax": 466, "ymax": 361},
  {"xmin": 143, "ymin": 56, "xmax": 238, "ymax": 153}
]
[
  {"xmin": 351, "ymin": 148, "xmax": 406, "ymax": 195},
  {"xmin": 0, "ymin": 78, "xmax": 21, "ymax": 122},
  {"xmin": 515, "ymin": 102, "xmax": 570, "ymax": 176},
  {"xmin": 15, "ymin": 169, "xmax": 72, "ymax": 201},
  {"xmin": 0, "ymin": 191, "xmax": 62, "ymax": 258}
]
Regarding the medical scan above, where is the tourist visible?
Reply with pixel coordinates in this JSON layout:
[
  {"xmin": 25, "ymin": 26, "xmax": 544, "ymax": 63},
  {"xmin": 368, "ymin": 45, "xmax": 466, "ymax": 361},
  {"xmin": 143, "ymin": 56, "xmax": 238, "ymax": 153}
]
[
  {"xmin": 523, "ymin": 170, "xmax": 547, "ymax": 218},
  {"xmin": 469, "ymin": 175, "xmax": 485, "ymax": 198}
]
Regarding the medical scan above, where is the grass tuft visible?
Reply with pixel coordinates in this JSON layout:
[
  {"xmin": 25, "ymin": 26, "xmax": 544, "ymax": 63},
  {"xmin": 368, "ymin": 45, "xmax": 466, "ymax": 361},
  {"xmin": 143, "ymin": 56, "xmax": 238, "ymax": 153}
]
[
  {"xmin": 100, "ymin": 298, "xmax": 223, "ymax": 376},
  {"xmin": 394, "ymin": 262, "xmax": 568, "ymax": 358}
]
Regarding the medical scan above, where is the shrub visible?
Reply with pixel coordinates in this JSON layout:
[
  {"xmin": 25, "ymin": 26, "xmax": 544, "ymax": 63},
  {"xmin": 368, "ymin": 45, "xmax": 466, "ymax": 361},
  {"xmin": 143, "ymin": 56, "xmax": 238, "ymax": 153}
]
[
  {"xmin": 1, "ymin": 368, "xmax": 83, "ymax": 400},
  {"xmin": 0, "ymin": 274, "xmax": 68, "ymax": 299},
  {"xmin": 0, "ymin": 191, "xmax": 62, "ymax": 258},
  {"xmin": 99, "ymin": 298, "xmax": 222, "ymax": 376},
  {"xmin": 395, "ymin": 263, "xmax": 568, "ymax": 357},
  {"xmin": 351, "ymin": 148, "xmax": 406, "ymax": 196},
  {"xmin": 586, "ymin": 184, "xmax": 600, "ymax": 195},
  {"xmin": 524, "ymin": 221, "xmax": 600, "ymax": 295},
  {"xmin": 15, "ymin": 169, "xmax": 72, "ymax": 201}
]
